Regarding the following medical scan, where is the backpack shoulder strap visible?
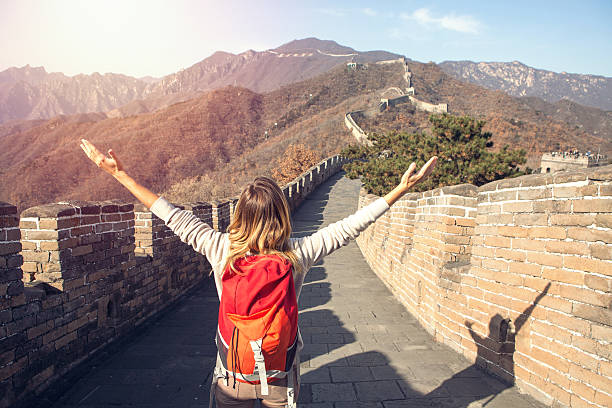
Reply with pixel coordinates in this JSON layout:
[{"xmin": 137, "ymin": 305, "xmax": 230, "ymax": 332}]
[{"xmin": 249, "ymin": 338, "xmax": 269, "ymax": 395}]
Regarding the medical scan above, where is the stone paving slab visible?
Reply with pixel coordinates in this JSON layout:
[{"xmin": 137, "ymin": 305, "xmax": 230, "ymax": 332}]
[{"xmin": 38, "ymin": 173, "xmax": 547, "ymax": 408}]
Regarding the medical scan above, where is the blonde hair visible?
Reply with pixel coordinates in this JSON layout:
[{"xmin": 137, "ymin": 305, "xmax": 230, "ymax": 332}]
[{"xmin": 225, "ymin": 176, "xmax": 302, "ymax": 275}]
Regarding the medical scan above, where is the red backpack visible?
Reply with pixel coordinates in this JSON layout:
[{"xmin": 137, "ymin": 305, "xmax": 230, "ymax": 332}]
[{"xmin": 216, "ymin": 254, "xmax": 298, "ymax": 397}]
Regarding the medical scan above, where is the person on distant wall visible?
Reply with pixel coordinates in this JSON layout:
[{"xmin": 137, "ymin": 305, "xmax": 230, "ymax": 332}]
[{"xmin": 80, "ymin": 139, "xmax": 437, "ymax": 408}]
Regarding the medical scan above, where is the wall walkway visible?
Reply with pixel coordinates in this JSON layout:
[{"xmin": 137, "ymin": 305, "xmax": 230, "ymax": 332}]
[
  {"xmin": 356, "ymin": 165, "xmax": 612, "ymax": 408},
  {"xmin": 32, "ymin": 174, "xmax": 545, "ymax": 408},
  {"xmin": 0, "ymin": 156, "xmax": 347, "ymax": 408}
]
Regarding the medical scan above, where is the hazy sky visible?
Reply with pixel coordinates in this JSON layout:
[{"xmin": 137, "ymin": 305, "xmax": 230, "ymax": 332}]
[{"xmin": 1, "ymin": 0, "xmax": 611, "ymax": 78}]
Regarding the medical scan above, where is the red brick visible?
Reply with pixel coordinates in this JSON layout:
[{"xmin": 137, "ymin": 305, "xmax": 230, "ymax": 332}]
[
  {"xmin": 514, "ymin": 213, "xmax": 548, "ymax": 226},
  {"xmin": 71, "ymin": 245, "xmax": 92, "ymax": 256},
  {"xmin": 590, "ymin": 243, "xmax": 612, "ymax": 260},
  {"xmin": 0, "ymin": 356, "xmax": 27, "ymax": 381},
  {"xmin": 512, "ymin": 238, "xmax": 546, "ymax": 251},
  {"xmin": 69, "ymin": 226, "xmax": 93, "ymax": 237},
  {"xmin": 19, "ymin": 220, "xmax": 38, "ymax": 229},
  {"xmin": 532, "ymin": 321, "xmax": 572, "ymax": 344},
  {"xmin": 564, "ymin": 256, "xmax": 611, "ymax": 276},
  {"xmin": 54, "ymin": 331, "xmax": 77, "ymax": 350},
  {"xmin": 485, "ymin": 236, "xmax": 511, "ymax": 248},
  {"xmin": 502, "ymin": 201, "xmax": 533, "ymax": 213},
  {"xmin": 526, "ymin": 252, "xmax": 563, "ymax": 267},
  {"xmin": 584, "ymin": 275, "xmax": 610, "ymax": 292},
  {"xmin": 541, "ymin": 267, "xmax": 584, "ymax": 285},
  {"xmin": 545, "ymin": 241, "xmax": 590, "ymax": 256},
  {"xmin": 481, "ymin": 258, "xmax": 508, "ymax": 272},
  {"xmin": 571, "ymin": 380, "xmax": 596, "ymax": 403},
  {"xmin": 558, "ymin": 285, "xmax": 610, "ymax": 308},
  {"xmin": 550, "ymin": 213, "xmax": 595, "ymax": 227},
  {"xmin": 518, "ymin": 188, "xmax": 551, "ymax": 200},
  {"xmin": 573, "ymin": 199, "xmax": 612, "ymax": 213},
  {"xmin": 533, "ymin": 200, "xmax": 572, "ymax": 213},
  {"xmin": 508, "ymin": 261, "xmax": 541, "ymax": 276},
  {"xmin": 498, "ymin": 226, "xmax": 529, "ymax": 237},
  {"xmin": 591, "ymin": 324, "xmax": 612, "ymax": 342},
  {"xmin": 528, "ymin": 226, "xmax": 567, "ymax": 239},
  {"xmin": 568, "ymin": 227, "xmax": 612, "ymax": 244},
  {"xmin": 25, "ymin": 230, "xmax": 58, "ymax": 240},
  {"xmin": 595, "ymin": 214, "xmax": 612, "ymax": 228},
  {"xmin": 538, "ymin": 294, "xmax": 573, "ymax": 313},
  {"xmin": 594, "ymin": 391, "xmax": 612, "ymax": 408},
  {"xmin": 531, "ymin": 346, "xmax": 569, "ymax": 373},
  {"xmin": 80, "ymin": 215, "xmax": 101, "ymax": 225},
  {"xmin": 472, "ymin": 246, "xmax": 495, "ymax": 257}
]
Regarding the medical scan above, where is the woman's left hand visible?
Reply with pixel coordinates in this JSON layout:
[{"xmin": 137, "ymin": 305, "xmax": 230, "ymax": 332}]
[
  {"xmin": 80, "ymin": 139, "xmax": 125, "ymax": 178},
  {"xmin": 384, "ymin": 156, "xmax": 438, "ymax": 206},
  {"xmin": 399, "ymin": 156, "xmax": 438, "ymax": 192}
]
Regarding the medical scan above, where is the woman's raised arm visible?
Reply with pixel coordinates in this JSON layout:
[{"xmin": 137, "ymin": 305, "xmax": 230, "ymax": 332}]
[
  {"xmin": 80, "ymin": 139, "xmax": 159, "ymax": 209},
  {"xmin": 384, "ymin": 156, "xmax": 438, "ymax": 206},
  {"xmin": 293, "ymin": 156, "xmax": 438, "ymax": 271}
]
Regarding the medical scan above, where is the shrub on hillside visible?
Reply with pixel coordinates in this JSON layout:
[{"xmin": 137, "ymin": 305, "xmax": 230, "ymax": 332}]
[
  {"xmin": 272, "ymin": 144, "xmax": 320, "ymax": 185},
  {"xmin": 342, "ymin": 113, "xmax": 527, "ymax": 195}
]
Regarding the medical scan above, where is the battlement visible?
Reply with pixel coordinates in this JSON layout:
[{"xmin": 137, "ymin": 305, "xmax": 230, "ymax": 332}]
[
  {"xmin": 541, "ymin": 152, "xmax": 609, "ymax": 173},
  {"xmin": 0, "ymin": 155, "xmax": 348, "ymax": 408},
  {"xmin": 356, "ymin": 164, "xmax": 612, "ymax": 407},
  {"xmin": 344, "ymin": 111, "xmax": 372, "ymax": 146}
]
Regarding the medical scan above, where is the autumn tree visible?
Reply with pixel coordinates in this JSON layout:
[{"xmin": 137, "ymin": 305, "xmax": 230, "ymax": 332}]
[
  {"xmin": 342, "ymin": 113, "xmax": 527, "ymax": 195},
  {"xmin": 272, "ymin": 144, "xmax": 320, "ymax": 185}
]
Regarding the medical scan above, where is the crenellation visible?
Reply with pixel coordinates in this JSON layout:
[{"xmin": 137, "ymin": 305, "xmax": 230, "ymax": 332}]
[{"xmin": 0, "ymin": 153, "xmax": 348, "ymax": 408}]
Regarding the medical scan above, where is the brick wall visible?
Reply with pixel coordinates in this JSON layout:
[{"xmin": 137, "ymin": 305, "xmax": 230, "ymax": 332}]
[
  {"xmin": 356, "ymin": 165, "xmax": 612, "ymax": 408},
  {"xmin": 0, "ymin": 154, "xmax": 347, "ymax": 407}
]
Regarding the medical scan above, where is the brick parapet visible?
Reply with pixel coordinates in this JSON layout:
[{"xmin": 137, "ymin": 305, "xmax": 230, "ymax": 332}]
[
  {"xmin": 19, "ymin": 201, "xmax": 135, "ymax": 285},
  {"xmin": 356, "ymin": 164, "xmax": 612, "ymax": 408},
  {"xmin": 0, "ymin": 200, "xmax": 212, "ymax": 408},
  {"xmin": 211, "ymin": 200, "xmax": 231, "ymax": 233},
  {"xmin": 282, "ymin": 155, "xmax": 350, "ymax": 211},
  {"xmin": 0, "ymin": 153, "xmax": 348, "ymax": 407}
]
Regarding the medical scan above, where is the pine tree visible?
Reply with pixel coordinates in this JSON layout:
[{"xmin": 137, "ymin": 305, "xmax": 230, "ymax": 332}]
[{"xmin": 343, "ymin": 113, "xmax": 527, "ymax": 195}]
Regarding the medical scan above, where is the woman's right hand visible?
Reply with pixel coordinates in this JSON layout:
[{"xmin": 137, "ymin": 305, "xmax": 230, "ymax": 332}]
[
  {"xmin": 79, "ymin": 138, "xmax": 159, "ymax": 208},
  {"xmin": 80, "ymin": 139, "xmax": 125, "ymax": 178}
]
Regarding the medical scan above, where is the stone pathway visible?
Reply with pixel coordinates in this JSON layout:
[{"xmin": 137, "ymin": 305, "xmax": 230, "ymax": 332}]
[{"xmin": 42, "ymin": 173, "xmax": 546, "ymax": 407}]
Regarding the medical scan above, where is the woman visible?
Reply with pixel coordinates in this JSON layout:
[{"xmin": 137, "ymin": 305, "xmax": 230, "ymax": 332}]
[{"xmin": 80, "ymin": 139, "xmax": 437, "ymax": 407}]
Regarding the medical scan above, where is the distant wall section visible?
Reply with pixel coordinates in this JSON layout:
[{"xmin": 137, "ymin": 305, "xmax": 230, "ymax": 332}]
[{"xmin": 345, "ymin": 111, "xmax": 372, "ymax": 146}]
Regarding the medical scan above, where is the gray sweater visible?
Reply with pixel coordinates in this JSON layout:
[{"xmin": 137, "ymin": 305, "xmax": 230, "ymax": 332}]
[
  {"xmin": 150, "ymin": 195, "xmax": 390, "ymax": 384},
  {"xmin": 150, "ymin": 196, "xmax": 390, "ymax": 302}
]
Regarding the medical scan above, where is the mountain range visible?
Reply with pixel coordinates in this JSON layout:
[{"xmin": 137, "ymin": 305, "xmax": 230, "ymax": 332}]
[
  {"xmin": 439, "ymin": 60, "xmax": 612, "ymax": 111},
  {"xmin": 3, "ymin": 38, "xmax": 611, "ymax": 126},
  {"xmin": 0, "ymin": 38, "xmax": 400, "ymax": 123},
  {"xmin": 1, "ymin": 38, "xmax": 611, "ymax": 211}
]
